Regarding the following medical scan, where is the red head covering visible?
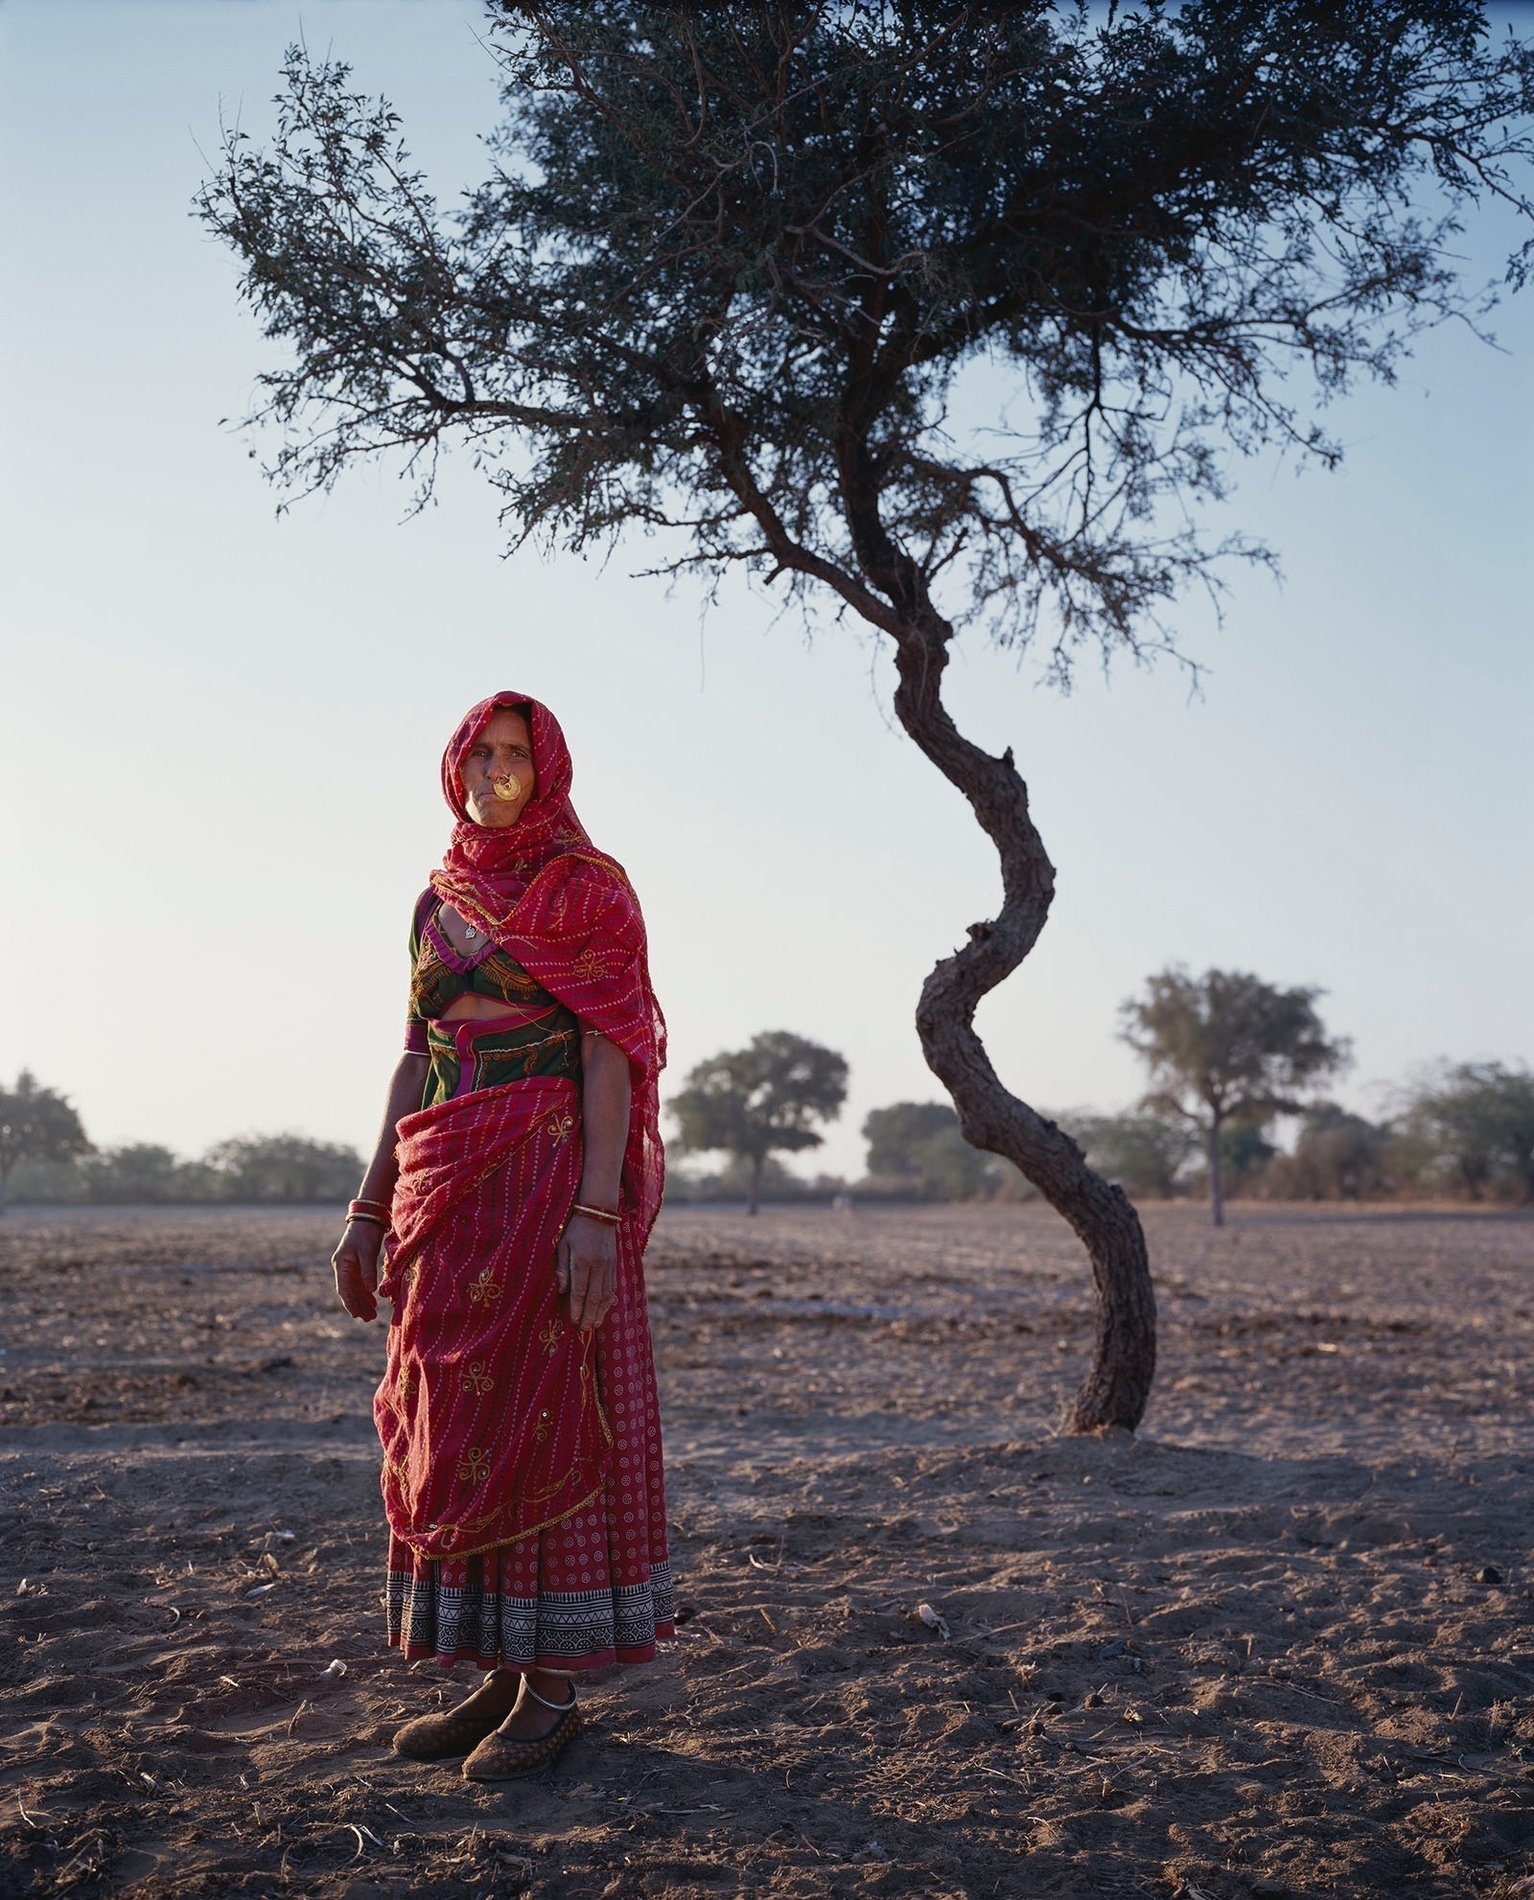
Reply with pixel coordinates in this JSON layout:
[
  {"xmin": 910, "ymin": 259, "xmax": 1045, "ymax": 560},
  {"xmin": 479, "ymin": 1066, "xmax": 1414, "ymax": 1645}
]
[
  {"xmin": 434, "ymin": 691, "xmax": 592, "ymax": 916},
  {"xmin": 428, "ymin": 692, "xmax": 666, "ymax": 1230}
]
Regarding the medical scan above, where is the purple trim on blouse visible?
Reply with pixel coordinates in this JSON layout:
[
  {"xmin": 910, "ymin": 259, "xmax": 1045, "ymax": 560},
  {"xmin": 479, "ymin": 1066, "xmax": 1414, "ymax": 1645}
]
[
  {"xmin": 404, "ymin": 1021, "xmax": 430, "ymax": 1056},
  {"xmin": 422, "ymin": 903, "xmax": 499, "ymax": 974}
]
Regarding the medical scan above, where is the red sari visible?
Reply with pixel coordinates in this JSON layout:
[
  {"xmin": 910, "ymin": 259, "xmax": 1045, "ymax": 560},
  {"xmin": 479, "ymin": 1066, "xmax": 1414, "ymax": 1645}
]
[{"xmin": 377, "ymin": 694, "xmax": 672, "ymax": 1672}]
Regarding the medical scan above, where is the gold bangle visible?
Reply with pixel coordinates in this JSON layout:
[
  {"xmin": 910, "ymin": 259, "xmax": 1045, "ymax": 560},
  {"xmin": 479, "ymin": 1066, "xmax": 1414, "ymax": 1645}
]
[
  {"xmin": 346, "ymin": 1211, "xmax": 388, "ymax": 1229},
  {"xmin": 571, "ymin": 1201, "xmax": 621, "ymax": 1225}
]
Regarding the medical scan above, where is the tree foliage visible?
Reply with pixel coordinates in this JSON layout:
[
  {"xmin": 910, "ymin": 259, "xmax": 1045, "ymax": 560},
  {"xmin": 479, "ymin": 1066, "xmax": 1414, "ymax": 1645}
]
[
  {"xmin": 1120, "ymin": 967, "xmax": 1347, "ymax": 1223},
  {"xmin": 1260, "ymin": 1103, "xmax": 1393, "ymax": 1201},
  {"xmin": 7, "ymin": 1130, "xmax": 367, "ymax": 1206},
  {"xmin": 670, "ymin": 1030, "xmax": 848, "ymax": 1213},
  {"xmin": 864, "ymin": 1101, "xmax": 962, "ymax": 1179},
  {"xmin": 202, "ymin": 1133, "xmax": 366, "ymax": 1203},
  {"xmin": 1399, "ymin": 1061, "xmax": 1534, "ymax": 1202},
  {"xmin": 860, "ymin": 1099, "xmax": 984, "ymax": 1197},
  {"xmin": 0, "ymin": 1072, "xmax": 90, "ymax": 1213},
  {"xmin": 199, "ymin": 4, "xmax": 1534, "ymax": 666},
  {"xmin": 1063, "ymin": 1112, "xmax": 1198, "ymax": 1200},
  {"xmin": 80, "ymin": 1145, "xmax": 219, "ymax": 1205}
]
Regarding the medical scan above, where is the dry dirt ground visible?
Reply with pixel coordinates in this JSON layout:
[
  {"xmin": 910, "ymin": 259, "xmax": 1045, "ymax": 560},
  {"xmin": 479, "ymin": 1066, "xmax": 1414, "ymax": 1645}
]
[{"xmin": 1, "ymin": 1201, "xmax": 1533, "ymax": 1900}]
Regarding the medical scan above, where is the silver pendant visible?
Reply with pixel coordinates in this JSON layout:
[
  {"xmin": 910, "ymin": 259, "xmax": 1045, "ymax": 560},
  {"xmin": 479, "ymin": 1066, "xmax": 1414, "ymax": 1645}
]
[{"xmin": 466, "ymin": 926, "xmax": 478, "ymax": 939}]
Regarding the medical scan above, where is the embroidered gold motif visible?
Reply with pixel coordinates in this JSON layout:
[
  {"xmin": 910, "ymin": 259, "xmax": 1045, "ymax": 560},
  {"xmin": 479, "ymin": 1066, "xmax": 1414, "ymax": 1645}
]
[
  {"xmin": 458, "ymin": 1447, "xmax": 490, "ymax": 1484},
  {"xmin": 462, "ymin": 1360, "xmax": 493, "ymax": 1396},
  {"xmin": 546, "ymin": 1110, "xmax": 576, "ymax": 1146},
  {"xmin": 396, "ymin": 1363, "xmax": 418, "ymax": 1400},
  {"xmin": 539, "ymin": 1318, "xmax": 565, "ymax": 1356},
  {"xmin": 533, "ymin": 1407, "xmax": 553, "ymax": 1447},
  {"xmin": 389, "ymin": 1453, "xmax": 410, "ymax": 1485},
  {"xmin": 467, "ymin": 1268, "xmax": 501, "ymax": 1304}
]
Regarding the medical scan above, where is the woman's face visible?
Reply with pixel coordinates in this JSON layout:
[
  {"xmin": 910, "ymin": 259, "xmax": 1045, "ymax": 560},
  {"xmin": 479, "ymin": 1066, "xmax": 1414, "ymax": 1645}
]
[{"xmin": 460, "ymin": 707, "xmax": 536, "ymax": 828}]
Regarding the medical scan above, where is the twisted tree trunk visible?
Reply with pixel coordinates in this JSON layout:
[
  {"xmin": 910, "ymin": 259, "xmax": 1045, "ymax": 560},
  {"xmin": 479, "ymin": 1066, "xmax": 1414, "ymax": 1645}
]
[
  {"xmin": 710, "ymin": 406, "xmax": 1156, "ymax": 1427},
  {"xmin": 889, "ymin": 610, "xmax": 1157, "ymax": 1432}
]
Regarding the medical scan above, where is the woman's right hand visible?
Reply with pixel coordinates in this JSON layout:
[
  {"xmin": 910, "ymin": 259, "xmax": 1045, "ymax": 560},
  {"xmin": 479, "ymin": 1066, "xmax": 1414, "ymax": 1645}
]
[{"xmin": 332, "ymin": 1220, "xmax": 384, "ymax": 1322}]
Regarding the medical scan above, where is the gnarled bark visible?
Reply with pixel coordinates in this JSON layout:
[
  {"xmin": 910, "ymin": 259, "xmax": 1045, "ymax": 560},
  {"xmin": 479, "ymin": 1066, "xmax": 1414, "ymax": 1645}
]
[
  {"xmin": 889, "ymin": 610, "xmax": 1157, "ymax": 1433},
  {"xmin": 714, "ymin": 414, "xmax": 1158, "ymax": 1430}
]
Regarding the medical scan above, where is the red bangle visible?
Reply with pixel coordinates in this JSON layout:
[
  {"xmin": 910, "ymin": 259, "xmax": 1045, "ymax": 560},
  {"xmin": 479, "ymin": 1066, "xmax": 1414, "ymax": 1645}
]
[{"xmin": 348, "ymin": 1199, "xmax": 391, "ymax": 1226}]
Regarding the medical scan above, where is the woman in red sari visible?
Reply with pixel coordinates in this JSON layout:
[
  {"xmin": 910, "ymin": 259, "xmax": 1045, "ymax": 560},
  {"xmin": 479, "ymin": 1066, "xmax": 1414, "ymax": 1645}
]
[{"xmin": 330, "ymin": 692, "xmax": 672, "ymax": 1781}]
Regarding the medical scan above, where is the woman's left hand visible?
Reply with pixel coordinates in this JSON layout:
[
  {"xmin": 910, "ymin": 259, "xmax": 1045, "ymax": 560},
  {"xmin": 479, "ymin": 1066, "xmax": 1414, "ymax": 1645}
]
[{"xmin": 557, "ymin": 1213, "xmax": 618, "ymax": 1331}]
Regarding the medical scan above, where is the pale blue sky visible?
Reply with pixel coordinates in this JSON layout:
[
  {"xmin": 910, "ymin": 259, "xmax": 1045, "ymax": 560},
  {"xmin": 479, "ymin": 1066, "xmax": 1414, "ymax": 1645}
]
[{"xmin": 2, "ymin": 1, "xmax": 1531, "ymax": 1178}]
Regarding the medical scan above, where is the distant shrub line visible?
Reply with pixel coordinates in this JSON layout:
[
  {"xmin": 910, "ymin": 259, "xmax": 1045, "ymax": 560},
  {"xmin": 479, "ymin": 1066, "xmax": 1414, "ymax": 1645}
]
[
  {"xmin": 672, "ymin": 1067, "xmax": 1534, "ymax": 1208},
  {"xmin": 664, "ymin": 986, "xmax": 1534, "ymax": 1215},
  {"xmin": 5, "ymin": 1051, "xmax": 1531, "ymax": 1209},
  {"xmin": 4, "ymin": 1131, "xmax": 364, "ymax": 1208}
]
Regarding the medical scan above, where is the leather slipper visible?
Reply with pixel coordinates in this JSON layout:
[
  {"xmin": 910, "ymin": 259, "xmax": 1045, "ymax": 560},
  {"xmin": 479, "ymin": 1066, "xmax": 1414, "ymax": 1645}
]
[
  {"xmin": 392, "ymin": 1703, "xmax": 508, "ymax": 1761},
  {"xmin": 462, "ymin": 1702, "xmax": 583, "ymax": 1781}
]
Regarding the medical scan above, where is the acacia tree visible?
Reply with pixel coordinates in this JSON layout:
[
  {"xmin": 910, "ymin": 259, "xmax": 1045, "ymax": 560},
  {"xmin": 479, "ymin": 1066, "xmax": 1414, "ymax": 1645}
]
[
  {"xmin": 199, "ymin": 4, "xmax": 1534, "ymax": 1429},
  {"xmin": 1121, "ymin": 967, "xmax": 1348, "ymax": 1225},
  {"xmin": 670, "ymin": 1031, "xmax": 848, "ymax": 1214}
]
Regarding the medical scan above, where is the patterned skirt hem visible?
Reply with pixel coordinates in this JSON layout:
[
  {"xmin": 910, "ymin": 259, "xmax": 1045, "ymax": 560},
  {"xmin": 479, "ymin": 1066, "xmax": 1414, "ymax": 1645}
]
[
  {"xmin": 385, "ymin": 1558, "xmax": 675, "ymax": 1678},
  {"xmin": 390, "ymin": 1629, "xmax": 674, "ymax": 1673}
]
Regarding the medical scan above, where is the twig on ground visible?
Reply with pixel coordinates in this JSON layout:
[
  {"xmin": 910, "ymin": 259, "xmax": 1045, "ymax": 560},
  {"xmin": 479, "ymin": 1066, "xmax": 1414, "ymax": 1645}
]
[{"xmin": 1253, "ymin": 1678, "xmax": 1345, "ymax": 1707}]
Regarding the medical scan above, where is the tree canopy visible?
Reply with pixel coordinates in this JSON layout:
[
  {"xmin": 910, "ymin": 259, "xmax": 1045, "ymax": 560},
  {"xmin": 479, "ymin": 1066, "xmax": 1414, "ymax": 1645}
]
[
  {"xmin": 1400, "ymin": 1061, "xmax": 1534, "ymax": 1202},
  {"xmin": 863, "ymin": 1101, "xmax": 993, "ymax": 1199},
  {"xmin": 1265, "ymin": 1103, "xmax": 1393, "ymax": 1201},
  {"xmin": 670, "ymin": 1030, "xmax": 848, "ymax": 1213},
  {"xmin": 1062, "ymin": 1113, "xmax": 1198, "ymax": 1200},
  {"xmin": 200, "ymin": 3, "xmax": 1534, "ymax": 1429},
  {"xmin": 1120, "ymin": 966, "xmax": 1347, "ymax": 1224},
  {"xmin": 0, "ymin": 1072, "xmax": 90, "ymax": 1214},
  {"xmin": 201, "ymin": 4, "xmax": 1534, "ymax": 665},
  {"xmin": 203, "ymin": 1133, "xmax": 366, "ymax": 1204}
]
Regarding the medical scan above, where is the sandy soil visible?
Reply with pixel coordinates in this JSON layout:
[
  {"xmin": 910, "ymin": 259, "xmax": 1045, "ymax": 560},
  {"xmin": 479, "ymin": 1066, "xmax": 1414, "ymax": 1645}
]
[{"xmin": 1, "ymin": 1200, "xmax": 1532, "ymax": 1899}]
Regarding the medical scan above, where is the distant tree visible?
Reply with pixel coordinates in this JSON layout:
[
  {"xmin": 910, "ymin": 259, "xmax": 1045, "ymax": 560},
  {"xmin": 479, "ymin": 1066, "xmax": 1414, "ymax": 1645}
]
[
  {"xmin": 82, "ymin": 1144, "xmax": 218, "ymax": 1205},
  {"xmin": 864, "ymin": 1102, "xmax": 961, "ymax": 1181},
  {"xmin": 4, "ymin": 1156, "xmax": 89, "ymax": 1206},
  {"xmin": 200, "ymin": 5, "xmax": 1534, "ymax": 1428},
  {"xmin": 907, "ymin": 1125, "xmax": 992, "ymax": 1202},
  {"xmin": 1217, "ymin": 1115, "xmax": 1278, "ymax": 1193},
  {"xmin": 1401, "ymin": 1062, "xmax": 1534, "ymax": 1203},
  {"xmin": 203, "ymin": 1133, "xmax": 365, "ymax": 1203},
  {"xmin": 1063, "ymin": 1114, "xmax": 1197, "ymax": 1201},
  {"xmin": 670, "ymin": 1032, "xmax": 847, "ymax": 1215},
  {"xmin": 1121, "ymin": 970, "xmax": 1348, "ymax": 1226},
  {"xmin": 1264, "ymin": 1105, "xmax": 1393, "ymax": 1201},
  {"xmin": 0, "ymin": 1072, "xmax": 91, "ymax": 1215},
  {"xmin": 864, "ymin": 1101, "xmax": 996, "ymax": 1200}
]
